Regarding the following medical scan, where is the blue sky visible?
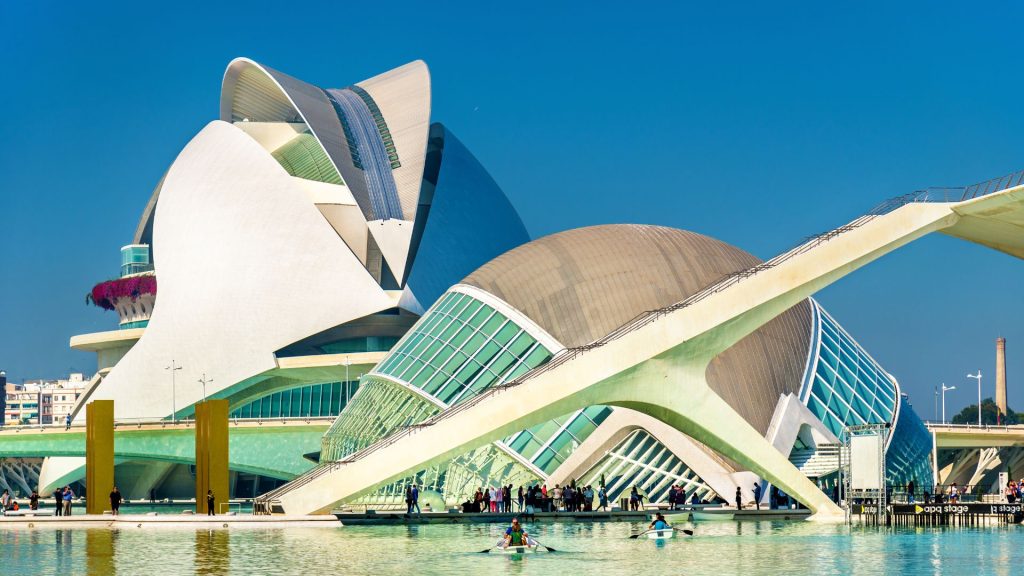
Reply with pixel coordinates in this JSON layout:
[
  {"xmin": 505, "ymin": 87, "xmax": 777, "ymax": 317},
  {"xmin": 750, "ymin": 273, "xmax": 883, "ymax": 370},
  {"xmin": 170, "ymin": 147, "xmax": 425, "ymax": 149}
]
[{"xmin": 1, "ymin": 1, "xmax": 1021, "ymax": 418}]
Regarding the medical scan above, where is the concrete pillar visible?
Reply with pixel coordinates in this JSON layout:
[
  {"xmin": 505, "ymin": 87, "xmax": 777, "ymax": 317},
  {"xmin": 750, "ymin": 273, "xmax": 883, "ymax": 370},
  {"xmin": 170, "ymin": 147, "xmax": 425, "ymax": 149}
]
[
  {"xmin": 996, "ymin": 337, "xmax": 1007, "ymax": 418},
  {"xmin": 195, "ymin": 400, "xmax": 229, "ymax": 514},
  {"xmin": 85, "ymin": 400, "xmax": 114, "ymax": 515}
]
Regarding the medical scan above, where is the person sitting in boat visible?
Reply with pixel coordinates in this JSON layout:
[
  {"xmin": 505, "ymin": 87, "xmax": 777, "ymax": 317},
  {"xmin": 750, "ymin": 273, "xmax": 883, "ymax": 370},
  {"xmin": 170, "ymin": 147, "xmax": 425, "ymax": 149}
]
[
  {"xmin": 503, "ymin": 517, "xmax": 530, "ymax": 548},
  {"xmin": 648, "ymin": 513, "xmax": 670, "ymax": 531}
]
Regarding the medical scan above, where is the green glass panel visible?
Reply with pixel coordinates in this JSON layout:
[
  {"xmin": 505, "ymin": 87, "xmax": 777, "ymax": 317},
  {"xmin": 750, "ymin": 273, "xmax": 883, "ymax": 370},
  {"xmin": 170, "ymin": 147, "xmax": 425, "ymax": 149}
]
[
  {"xmin": 456, "ymin": 299, "xmax": 483, "ymax": 322},
  {"xmin": 493, "ymin": 323, "xmax": 520, "ymax": 346},
  {"xmin": 480, "ymin": 312, "xmax": 507, "ymax": 336},
  {"xmin": 448, "ymin": 324, "xmax": 474, "ymax": 350},
  {"xmin": 461, "ymin": 332, "xmax": 487, "ymax": 359},
  {"xmin": 467, "ymin": 307, "xmax": 493, "ymax": 329},
  {"xmin": 522, "ymin": 346, "xmax": 551, "ymax": 368},
  {"xmin": 507, "ymin": 333, "xmax": 535, "ymax": 357},
  {"xmin": 422, "ymin": 371, "xmax": 450, "ymax": 396}
]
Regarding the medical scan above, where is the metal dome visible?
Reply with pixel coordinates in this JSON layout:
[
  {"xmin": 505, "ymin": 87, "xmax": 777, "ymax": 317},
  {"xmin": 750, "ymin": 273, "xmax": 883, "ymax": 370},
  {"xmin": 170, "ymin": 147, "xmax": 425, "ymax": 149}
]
[{"xmin": 462, "ymin": 224, "xmax": 814, "ymax": 435}]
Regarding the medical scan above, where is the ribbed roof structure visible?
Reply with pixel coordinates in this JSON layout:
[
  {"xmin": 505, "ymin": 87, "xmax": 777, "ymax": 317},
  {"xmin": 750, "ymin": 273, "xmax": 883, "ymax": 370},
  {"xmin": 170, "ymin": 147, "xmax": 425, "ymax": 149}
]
[{"xmin": 463, "ymin": 224, "xmax": 814, "ymax": 434}]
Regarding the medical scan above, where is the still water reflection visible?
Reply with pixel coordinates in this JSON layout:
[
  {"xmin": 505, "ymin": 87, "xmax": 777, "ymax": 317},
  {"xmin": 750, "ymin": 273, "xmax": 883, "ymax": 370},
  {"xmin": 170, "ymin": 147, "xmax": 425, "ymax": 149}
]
[{"xmin": 1, "ymin": 520, "xmax": 1021, "ymax": 576}]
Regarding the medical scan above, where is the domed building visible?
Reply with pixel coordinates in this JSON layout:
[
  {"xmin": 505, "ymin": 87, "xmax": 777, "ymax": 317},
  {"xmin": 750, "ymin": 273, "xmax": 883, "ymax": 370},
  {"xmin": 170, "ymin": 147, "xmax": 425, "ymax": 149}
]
[{"xmin": 320, "ymin": 224, "xmax": 933, "ymax": 507}]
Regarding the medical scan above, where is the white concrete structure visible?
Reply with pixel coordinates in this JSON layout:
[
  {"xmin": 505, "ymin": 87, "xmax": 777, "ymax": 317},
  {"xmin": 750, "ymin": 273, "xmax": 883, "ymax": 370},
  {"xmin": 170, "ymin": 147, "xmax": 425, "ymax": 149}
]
[
  {"xmin": 48, "ymin": 58, "xmax": 529, "ymax": 498},
  {"xmin": 261, "ymin": 180, "xmax": 1024, "ymax": 519}
]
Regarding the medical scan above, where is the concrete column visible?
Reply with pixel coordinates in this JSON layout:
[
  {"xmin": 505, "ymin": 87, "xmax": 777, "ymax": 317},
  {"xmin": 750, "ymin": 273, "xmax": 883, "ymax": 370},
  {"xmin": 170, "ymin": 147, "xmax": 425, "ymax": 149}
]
[
  {"xmin": 996, "ymin": 337, "xmax": 1007, "ymax": 418},
  {"xmin": 195, "ymin": 400, "xmax": 229, "ymax": 514},
  {"xmin": 85, "ymin": 400, "xmax": 114, "ymax": 515}
]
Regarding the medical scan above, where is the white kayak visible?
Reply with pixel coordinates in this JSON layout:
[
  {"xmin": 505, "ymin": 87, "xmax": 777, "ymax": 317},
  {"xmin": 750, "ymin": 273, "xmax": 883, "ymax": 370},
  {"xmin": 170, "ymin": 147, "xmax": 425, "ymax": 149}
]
[
  {"xmin": 491, "ymin": 537, "xmax": 544, "ymax": 554},
  {"xmin": 497, "ymin": 544, "xmax": 540, "ymax": 554},
  {"xmin": 643, "ymin": 528, "xmax": 676, "ymax": 539}
]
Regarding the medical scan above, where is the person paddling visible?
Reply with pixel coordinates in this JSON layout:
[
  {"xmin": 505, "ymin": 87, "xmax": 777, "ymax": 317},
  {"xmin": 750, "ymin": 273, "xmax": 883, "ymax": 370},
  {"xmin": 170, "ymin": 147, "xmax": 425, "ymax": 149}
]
[
  {"xmin": 649, "ymin": 512, "xmax": 671, "ymax": 531},
  {"xmin": 503, "ymin": 517, "xmax": 530, "ymax": 549}
]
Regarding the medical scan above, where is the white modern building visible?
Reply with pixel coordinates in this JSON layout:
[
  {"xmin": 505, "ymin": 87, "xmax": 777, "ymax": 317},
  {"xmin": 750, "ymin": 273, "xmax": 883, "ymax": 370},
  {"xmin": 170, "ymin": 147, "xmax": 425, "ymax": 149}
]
[{"xmin": 48, "ymin": 57, "xmax": 531, "ymax": 498}]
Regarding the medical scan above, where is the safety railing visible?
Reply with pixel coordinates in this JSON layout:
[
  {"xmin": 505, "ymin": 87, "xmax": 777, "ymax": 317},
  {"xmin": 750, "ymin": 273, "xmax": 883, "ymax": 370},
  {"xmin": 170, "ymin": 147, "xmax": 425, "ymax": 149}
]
[
  {"xmin": 0, "ymin": 416, "xmax": 337, "ymax": 433},
  {"xmin": 254, "ymin": 169, "xmax": 1023, "ymax": 513}
]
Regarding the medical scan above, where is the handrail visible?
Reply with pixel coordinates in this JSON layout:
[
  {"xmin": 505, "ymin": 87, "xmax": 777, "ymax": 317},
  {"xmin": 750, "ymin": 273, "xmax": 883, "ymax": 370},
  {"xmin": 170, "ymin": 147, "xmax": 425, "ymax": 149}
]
[
  {"xmin": 0, "ymin": 416, "xmax": 336, "ymax": 433},
  {"xmin": 254, "ymin": 169, "xmax": 1022, "ymax": 513}
]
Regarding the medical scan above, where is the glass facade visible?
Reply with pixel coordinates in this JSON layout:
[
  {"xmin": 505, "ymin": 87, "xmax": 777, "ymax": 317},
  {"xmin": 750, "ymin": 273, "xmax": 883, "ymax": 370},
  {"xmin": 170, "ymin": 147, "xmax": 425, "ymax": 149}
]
[
  {"xmin": 802, "ymin": 302, "xmax": 898, "ymax": 437},
  {"xmin": 323, "ymin": 87, "xmax": 403, "ymax": 220},
  {"xmin": 802, "ymin": 300, "xmax": 933, "ymax": 488},
  {"xmin": 120, "ymin": 245, "xmax": 153, "ymax": 277},
  {"xmin": 374, "ymin": 291, "xmax": 553, "ymax": 405},
  {"xmin": 885, "ymin": 400, "xmax": 935, "ymax": 488},
  {"xmin": 504, "ymin": 406, "xmax": 613, "ymax": 474},
  {"xmin": 321, "ymin": 377, "xmax": 440, "ymax": 461},
  {"xmin": 230, "ymin": 381, "xmax": 357, "ymax": 419},
  {"xmin": 579, "ymin": 429, "xmax": 718, "ymax": 504},
  {"xmin": 271, "ymin": 132, "xmax": 344, "ymax": 185}
]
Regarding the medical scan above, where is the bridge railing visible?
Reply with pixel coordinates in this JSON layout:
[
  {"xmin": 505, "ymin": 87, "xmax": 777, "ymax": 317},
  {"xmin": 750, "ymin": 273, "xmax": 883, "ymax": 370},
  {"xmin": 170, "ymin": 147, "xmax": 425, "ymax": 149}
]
[
  {"xmin": 0, "ymin": 415, "xmax": 336, "ymax": 432},
  {"xmin": 924, "ymin": 421, "xmax": 1022, "ymax": 431}
]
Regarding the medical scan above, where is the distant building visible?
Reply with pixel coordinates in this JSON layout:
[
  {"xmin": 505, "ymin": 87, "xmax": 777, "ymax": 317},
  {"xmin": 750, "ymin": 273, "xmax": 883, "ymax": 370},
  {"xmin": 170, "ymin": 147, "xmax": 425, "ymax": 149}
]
[{"xmin": 4, "ymin": 374, "xmax": 89, "ymax": 426}]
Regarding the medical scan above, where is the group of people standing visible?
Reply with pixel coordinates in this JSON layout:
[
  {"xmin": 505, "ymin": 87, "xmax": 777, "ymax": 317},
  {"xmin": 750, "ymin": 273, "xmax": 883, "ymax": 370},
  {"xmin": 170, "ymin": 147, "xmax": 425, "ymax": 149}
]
[
  {"xmin": 666, "ymin": 485, "xmax": 702, "ymax": 510},
  {"xmin": 550, "ymin": 483, "xmax": 600, "ymax": 512},
  {"xmin": 461, "ymin": 482, "xmax": 611, "ymax": 514},
  {"xmin": 52, "ymin": 486, "xmax": 75, "ymax": 516},
  {"xmin": 470, "ymin": 485, "xmax": 514, "ymax": 513}
]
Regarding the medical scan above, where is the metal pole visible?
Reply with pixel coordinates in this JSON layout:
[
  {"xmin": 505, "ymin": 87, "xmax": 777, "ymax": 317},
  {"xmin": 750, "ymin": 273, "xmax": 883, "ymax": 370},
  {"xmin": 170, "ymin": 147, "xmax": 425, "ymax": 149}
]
[
  {"xmin": 345, "ymin": 356, "xmax": 350, "ymax": 407},
  {"xmin": 967, "ymin": 371, "xmax": 982, "ymax": 425},
  {"xmin": 941, "ymin": 385, "xmax": 956, "ymax": 424},
  {"xmin": 165, "ymin": 360, "xmax": 182, "ymax": 423},
  {"xmin": 198, "ymin": 373, "xmax": 213, "ymax": 404}
]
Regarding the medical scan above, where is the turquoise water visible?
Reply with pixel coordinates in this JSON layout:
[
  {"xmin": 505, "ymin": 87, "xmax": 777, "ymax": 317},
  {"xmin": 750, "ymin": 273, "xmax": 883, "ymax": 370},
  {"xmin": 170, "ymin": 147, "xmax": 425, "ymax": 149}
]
[{"xmin": 1, "ymin": 520, "xmax": 1021, "ymax": 575}]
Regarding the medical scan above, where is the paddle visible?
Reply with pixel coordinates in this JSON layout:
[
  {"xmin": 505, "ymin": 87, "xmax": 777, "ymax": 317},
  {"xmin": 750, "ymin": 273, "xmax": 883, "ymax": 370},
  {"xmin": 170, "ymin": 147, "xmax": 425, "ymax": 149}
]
[
  {"xmin": 478, "ymin": 537, "xmax": 558, "ymax": 553},
  {"xmin": 479, "ymin": 539, "xmax": 505, "ymax": 553},
  {"xmin": 530, "ymin": 538, "xmax": 557, "ymax": 552},
  {"xmin": 630, "ymin": 528, "xmax": 694, "ymax": 539}
]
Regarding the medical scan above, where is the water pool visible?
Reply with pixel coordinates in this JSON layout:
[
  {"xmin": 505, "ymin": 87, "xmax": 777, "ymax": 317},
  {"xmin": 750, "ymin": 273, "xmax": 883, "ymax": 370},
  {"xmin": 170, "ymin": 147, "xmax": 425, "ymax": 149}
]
[{"xmin": 1, "ymin": 519, "xmax": 1020, "ymax": 575}]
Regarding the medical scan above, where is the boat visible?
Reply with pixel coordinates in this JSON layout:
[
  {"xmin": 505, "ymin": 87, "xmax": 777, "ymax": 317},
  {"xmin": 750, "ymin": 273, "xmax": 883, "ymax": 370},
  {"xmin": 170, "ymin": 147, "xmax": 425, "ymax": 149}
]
[
  {"xmin": 643, "ymin": 528, "xmax": 676, "ymax": 539},
  {"xmin": 664, "ymin": 512, "xmax": 691, "ymax": 523},
  {"xmin": 691, "ymin": 510, "xmax": 734, "ymax": 521},
  {"xmin": 496, "ymin": 544, "xmax": 540, "ymax": 554}
]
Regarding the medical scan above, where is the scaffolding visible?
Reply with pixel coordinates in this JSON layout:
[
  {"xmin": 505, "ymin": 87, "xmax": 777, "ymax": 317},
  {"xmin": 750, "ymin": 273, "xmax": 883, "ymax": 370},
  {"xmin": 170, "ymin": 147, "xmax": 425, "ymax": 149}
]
[{"xmin": 841, "ymin": 423, "xmax": 889, "ymax": 524}]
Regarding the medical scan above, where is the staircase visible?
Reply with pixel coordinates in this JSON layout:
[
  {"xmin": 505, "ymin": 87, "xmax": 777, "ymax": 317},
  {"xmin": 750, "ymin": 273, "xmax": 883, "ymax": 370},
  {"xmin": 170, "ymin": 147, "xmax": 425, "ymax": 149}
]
[{"xmin": 789, "ymin": 444, "xmax": 841, "ymax": 478}]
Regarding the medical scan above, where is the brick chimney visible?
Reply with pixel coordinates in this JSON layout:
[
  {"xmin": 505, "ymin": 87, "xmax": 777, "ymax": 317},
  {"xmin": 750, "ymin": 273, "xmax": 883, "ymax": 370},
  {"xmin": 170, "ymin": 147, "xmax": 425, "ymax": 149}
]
[{"xmin": 996, "ymin": 337, "xmax": 1007, "ymax": 419}]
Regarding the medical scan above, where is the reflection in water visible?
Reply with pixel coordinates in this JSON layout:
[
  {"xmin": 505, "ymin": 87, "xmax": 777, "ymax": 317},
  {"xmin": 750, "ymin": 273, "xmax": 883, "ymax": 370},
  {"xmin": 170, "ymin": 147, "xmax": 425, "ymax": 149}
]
[
  {"xmin": 195, "ymin": 529, "xmax": 230, "ymax": 575},
  {"xmin": 0, "ymin": 520, "xmax": 1022, "ymax": 575},
  {"xmin": 86, "ymin": 529, "xmax": 116, "ymax": 576}
]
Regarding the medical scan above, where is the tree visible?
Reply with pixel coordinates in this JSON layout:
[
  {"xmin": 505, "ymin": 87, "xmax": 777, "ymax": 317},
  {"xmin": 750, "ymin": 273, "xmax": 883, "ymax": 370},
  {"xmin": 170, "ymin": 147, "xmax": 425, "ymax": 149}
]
[{"xmin": 950, "ymin": 397, "xmax": 1019, "ymax": 425}]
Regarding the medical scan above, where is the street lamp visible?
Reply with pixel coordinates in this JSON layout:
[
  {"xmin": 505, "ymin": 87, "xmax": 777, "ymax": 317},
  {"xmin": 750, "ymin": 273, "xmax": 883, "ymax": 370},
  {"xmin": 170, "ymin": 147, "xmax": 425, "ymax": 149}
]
[
  {"xmin": 165, "ymin": 360, "xmax": 182, "ymax": 423},
  {"xmin": 941, "ymin": 384, "xmax": 956, "ymax": 424},
  {"xmin": 198, "ymin": 373, "xmax": 214, "ymax": 404},
  {"xmin": 967, "ymin": 371, "xmax": 982, "ymax": 426}
]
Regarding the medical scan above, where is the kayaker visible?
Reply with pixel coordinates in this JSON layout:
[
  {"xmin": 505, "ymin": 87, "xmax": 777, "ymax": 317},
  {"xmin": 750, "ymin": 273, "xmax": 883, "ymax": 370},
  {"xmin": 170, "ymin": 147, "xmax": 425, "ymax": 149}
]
[
  {"xmin": 503, "ymin": 517, "xmax": 530, "ymax": 548},
  {"xmin": 648, "ymin": 513, "xmax": 670, "ymax": 531}
]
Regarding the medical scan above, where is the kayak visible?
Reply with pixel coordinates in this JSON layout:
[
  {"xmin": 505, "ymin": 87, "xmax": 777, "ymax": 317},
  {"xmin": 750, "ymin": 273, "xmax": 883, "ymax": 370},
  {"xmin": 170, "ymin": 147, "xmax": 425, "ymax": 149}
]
[
  {"xmin": 497, "ymin": 544, "xmax": 540, "ymax": 554},
  {"xmin": 643, "ymin": 528, "xmax": 676, "ymax": 539},
  {"xmin": 490, "ymin": 537, "xmax": 544, "ymax": 554}
]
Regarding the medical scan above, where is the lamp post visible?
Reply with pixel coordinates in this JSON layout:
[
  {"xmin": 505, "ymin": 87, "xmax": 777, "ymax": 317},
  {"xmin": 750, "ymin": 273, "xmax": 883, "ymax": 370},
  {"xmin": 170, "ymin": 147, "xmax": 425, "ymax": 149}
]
[
  {"xmin": 165, "ymin": 360, "xmax": 182, "ymax": 423},
  {"xmin": 198, "ymin": 373, "xmax": 214, "ymax": 404},
  {"xmin": 967, "ymin": 371, "xmax": 982, "ymax": 425},
  {"xmin": 941, "ymin": 384, "xmax": 956, "ymax": 424}
]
